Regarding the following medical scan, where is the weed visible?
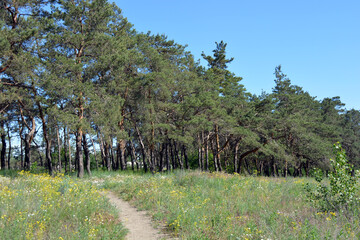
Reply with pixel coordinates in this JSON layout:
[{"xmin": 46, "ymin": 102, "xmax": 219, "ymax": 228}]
[
  {"xmin": 100, "ymin": 170, "xmax": 360, "ymax": 239},
  {"xmin": 0, "ymin": 171, "xmax": 127, "ymax": 239}
]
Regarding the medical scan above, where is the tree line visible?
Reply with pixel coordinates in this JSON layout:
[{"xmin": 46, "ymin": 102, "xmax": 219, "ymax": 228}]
[{"xmin": 1, "ymin": 0, "xmax": 359, "ymax": 177}]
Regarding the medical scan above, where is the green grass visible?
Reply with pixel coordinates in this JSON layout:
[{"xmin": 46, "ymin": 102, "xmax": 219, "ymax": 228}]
[
  {"xmin": 0, "ymin": 171, "xmax": 127, "ymax": 240},
  {"xmin": 99, "ymin": 170, "xmax": 360, "ymax": 240},
  {"xmin": 2, "ymin": 169, "xmax": 359, "ymax": 239}
]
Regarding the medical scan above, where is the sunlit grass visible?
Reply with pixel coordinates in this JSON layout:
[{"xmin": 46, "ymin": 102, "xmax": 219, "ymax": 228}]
[
  {"xmin": 101, "ymin": 171, "xmax": 360, "ymax": 240},
  {"xmin": 0, "ymin": 171, "xmax": 126, "ymax": 240},
  {"xmin": 2, "ymin": 169, "xmax": 358, "ymax": 239}
]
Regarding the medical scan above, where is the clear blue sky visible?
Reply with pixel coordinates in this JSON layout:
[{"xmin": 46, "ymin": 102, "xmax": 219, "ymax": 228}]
[{"xmin": 114, "ymin": 0, "xmax": 360, "ymax": 110}]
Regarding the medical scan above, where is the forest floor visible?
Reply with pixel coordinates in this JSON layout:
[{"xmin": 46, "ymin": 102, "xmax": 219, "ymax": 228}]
[{"xmin": 106, "ymin": 191, "xmax": 170, "ymax": 240}]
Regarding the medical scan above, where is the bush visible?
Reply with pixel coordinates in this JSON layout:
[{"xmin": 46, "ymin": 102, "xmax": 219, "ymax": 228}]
[{"xmin": 305, "ymin": 143, "xmax": 360, "ymax": 211}]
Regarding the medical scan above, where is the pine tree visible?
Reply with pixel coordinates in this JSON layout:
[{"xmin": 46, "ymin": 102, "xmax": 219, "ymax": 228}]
[
  {"xmin": 201, "ymin": 41, "xmax": 247, "ymax": 172},
  {"xmin": 45, "ymin": 0, "xmax": 129, "ymax": 177}
]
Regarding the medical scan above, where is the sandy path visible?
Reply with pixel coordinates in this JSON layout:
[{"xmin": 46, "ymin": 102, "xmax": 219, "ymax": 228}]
[{"xmin": 106, "ymin": 191, "xmax": 169, "ymax": 240}]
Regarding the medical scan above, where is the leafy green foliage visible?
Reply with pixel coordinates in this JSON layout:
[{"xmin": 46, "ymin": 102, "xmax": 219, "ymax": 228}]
[
  {"xmin": 1, "ymin": 0, "xmax": 360, "ymax": 178},
  {"xmin": 305, "ymin": 143, "xmax": 360, "ymax": 211}
]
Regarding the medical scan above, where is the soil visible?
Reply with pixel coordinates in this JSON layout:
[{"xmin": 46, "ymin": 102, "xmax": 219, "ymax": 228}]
[{"xmin": 106, "ymin": 191, "xmax": 170, "ymax": 240}]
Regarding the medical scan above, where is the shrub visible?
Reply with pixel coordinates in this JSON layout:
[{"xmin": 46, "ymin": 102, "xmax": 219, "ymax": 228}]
[{"xmin": 305, "ymin": 143, "xmax": 360, "ymax": 211}]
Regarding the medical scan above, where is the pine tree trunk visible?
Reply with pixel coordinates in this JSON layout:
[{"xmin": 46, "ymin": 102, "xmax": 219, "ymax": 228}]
[
  {"xmin": 76, "ymin": 130, "xmax": 84, "ymax": 178},
  {"xmin": 298, "ymin": 163, "xmax": 303, "ymax": 177},
  {"xmin": 255, "ymin": 157, "xmax": 261, "ymax": 175},
  {"xmin": 201, "ymin": 132, "xmax": 205, "ymax": 170},
  {"xmin": 260, "ymin": 161, "xmax": 264, "ymax": 176},
  {"xmin": 237, "ymin": 155, "xmax": 242, "ymax": 174},
  {"xmin": 82, "ymin": 134, "xmax": 91, "ymax": 176},
  {"xmin": 215, "ymin": 124, "xmax": 222, "ymax": 172},
  {"xmin": 272, "ymin": 160, "xmax": 277, "ymax": 177},
  {"xmin": 165, "ymin": 141, "xmax": 170, "ymax": 171},
  {"xmin": 45, "ymin": 139, "xmax": 52, "ymax": 173},
  {"xmin": 42, "ymin": 124, "xmax": 53, "ymax": 175},
  {"xmin": 234, "ymin": 141, "xmax": 239, "ymax": 173},
  {"xmin": 115, "ymin": 147, "xmax": 120, "ymax": 170},
  {"xmin": 114, "ymin": 144, "xmax": 119, "ymax": 170},
  {"xmin": 170, "ymin": 142, "xmax": 176, "ymax": 170},
  {"xmin": 68, "ymin": 129, "xmax": 72, "ymax": 172},
  {"xmin": 134, "ymin": 122, "xmax": 148, "ymax": 172},
  {"xmin": 128, "ymin": 145, "xmax": 135, "ymax": 171},
  {"xmin": 149, "ymin": 149, "xmax": 155, "ymax": 173},
  {"xmin": 56, "ymin": 126, "xmax": 62, "ymax": 172},
  {"xmin": 104, "ymin": 141, "xmax": 110, "ymax": 171},
  {"xmin": 142, "ymin": 149, "xmax": 148, "ymax": 172},
  {"xmin": 212, "ymin": 141, "xmax": 218, "ymax": 172},
  {"xmin": 20, "ymin": 138, "xmax": 23, "ymax": 170},
  {"xmin": 159, "ymin": 143, "xmax": 164, "ymax": 172},
  {"xmin": 174, "ymin": 141, "xmax": 183, "ymax": 169},
  {"xmin": 198, "ymin": 145, "xmax": 202, "ymax": 170},
  {"xmin": 205, "ymin": 135, "xmax": 209, "ymax": 171},
  {"xmin": 129, "ymin": 137, "xmax": 137, "ymax": 171},
  {"xmin": 7, "ymin": 124, "xmax": 11, "ymax": 169},
  {"xmin": 107, "ymin": 141, "xmax": 112, "ymax": 171},
  {"xmin": 35, "ymin": 90, "xmax": 52, "ymax": 174},
  {"xmin": 90, "ymin": 137, "xmax": 98, "ymax": 170},
  {"xmin": 183, "ymin": 145, "xmax": 189, "ymax": 170},
  {"xmin": 97, "ymin": 132, "xmax": 105, "ymax": 168},
  {"xmin": 1, "ymin": 121, "xmax": 6, "ymax": 170},
  {"xmin": 117, "ymin": 139, "xmax": 127, "ymax": 170},
  {"xmin": 23, "ymin": 117, "xmax": 36, "ymax": 171},
  {"xmin": 63, "ymin": 127, "xmax": 68, "ymax": 173},
  {"xmin": 24, "ymin": 134, "xmax": 31, "ymax": 171},
  {"xmin": 178, "ymin": 147, "xmax": 184, "ymax": 170},
  {"xmin": 110, "ymin": 139, "xmax": 115, "ymax": 170},
  {"xmin": 224, "ymin": 146, "xmax": 229, "ymax": 171},
  {"xmin": 148, "ymin": 87, "xmax": 155, "ymax": 174},
  {"xmin": 19, "ymin": 119, "xmax": 24, "ymax": 170},
  {"xmin": 154, "ymin": 145, "xmax": 159, "ymax": 171},
  {"xmin": 264, "ymin": 161, "xmax": 270, "ymax": 177},
  {"xmin": 198, "ymin": 134, "xmax": 203, "ymax": 170}
]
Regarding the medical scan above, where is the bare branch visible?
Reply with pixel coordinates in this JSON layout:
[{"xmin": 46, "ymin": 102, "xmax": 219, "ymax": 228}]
[{"xmin": 0, "ymin": 104, "xmax": 10, "ymax": 114}]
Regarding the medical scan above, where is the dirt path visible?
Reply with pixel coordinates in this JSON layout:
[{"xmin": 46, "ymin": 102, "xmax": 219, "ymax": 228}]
[{"xmin": 106, "ymin": 191, "xmax": 169, "ymax": 240}]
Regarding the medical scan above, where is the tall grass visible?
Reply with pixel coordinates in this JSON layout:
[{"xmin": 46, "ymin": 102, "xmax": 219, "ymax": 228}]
[
  {"xmin": 0, "ymin": 171, "xmax": 127, "ymax": 240},
  {"xmin": 101, "ymin": 171, "xmax": 360, "ymax": 239}
]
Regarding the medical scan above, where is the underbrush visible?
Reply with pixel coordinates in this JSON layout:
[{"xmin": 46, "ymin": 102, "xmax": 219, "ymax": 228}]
[
  {"xmin": 0, "ymin": 171, "xmax": 126, "ymax": 240},
  {"xmin": 101, "ymin": 171, "xmax": 360, "ymax": 240}
]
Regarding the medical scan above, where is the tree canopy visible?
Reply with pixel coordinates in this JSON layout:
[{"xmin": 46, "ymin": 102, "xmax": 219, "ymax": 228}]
[{"xmin": 1, "ymin": 0, "xmax": 359, "ymax": 177}]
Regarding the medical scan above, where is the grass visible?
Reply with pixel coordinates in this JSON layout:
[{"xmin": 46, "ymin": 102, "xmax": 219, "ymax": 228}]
[
  {"xmin": 1, "ymin": 169, "xmax": 359, "ymax": 239},
  {"xmin": 0, "ymin": 170, "xmax": 127, "ymax": 240},
  {"xmin": 98, "ymin": 170, "xmax": 360, "ymax": 240}
]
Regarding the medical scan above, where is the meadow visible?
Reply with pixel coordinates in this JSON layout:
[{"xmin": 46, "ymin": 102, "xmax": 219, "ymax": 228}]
[
  {"xmin": 0, "ymin": 171, "xmax": 126, "ymax": 240},
  {"xmin": 1, "ymin": 169, "xmax": 360, "ymax": 239},
  {"xmin": 99, "ymin": 171, "xmax": 360, "ymax": 240}
]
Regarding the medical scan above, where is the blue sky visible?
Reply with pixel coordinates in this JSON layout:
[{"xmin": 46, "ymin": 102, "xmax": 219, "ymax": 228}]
[{"xmin": 114, "ymin": 0, "xmax": 360, "ymax": 110}]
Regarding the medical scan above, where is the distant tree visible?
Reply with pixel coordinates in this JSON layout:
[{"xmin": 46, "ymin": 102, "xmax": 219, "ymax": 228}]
[
  {"xmin": 201, "ymin": 41, "xmax": 248, "ymax": 172},
  {"xmin": 341, "ymin": 109, "xmax": 360, "ymax": 169},
  {"xmin": 271, "ymin": 66, "xmax": 334, "ymax": 176}
]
